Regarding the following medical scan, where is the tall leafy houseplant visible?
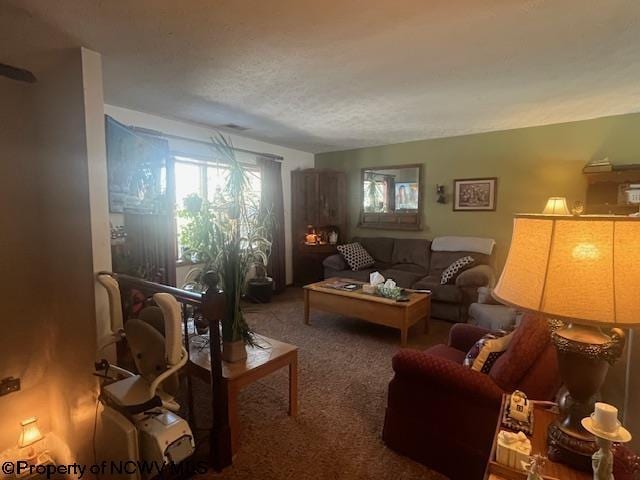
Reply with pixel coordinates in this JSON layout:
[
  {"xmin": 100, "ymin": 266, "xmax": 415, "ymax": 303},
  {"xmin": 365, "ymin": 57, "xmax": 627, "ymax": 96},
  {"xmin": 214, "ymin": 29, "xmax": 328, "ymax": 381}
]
[{"xmin": 180, "ymin": 134, "xmax": 273, "ymax": 361}]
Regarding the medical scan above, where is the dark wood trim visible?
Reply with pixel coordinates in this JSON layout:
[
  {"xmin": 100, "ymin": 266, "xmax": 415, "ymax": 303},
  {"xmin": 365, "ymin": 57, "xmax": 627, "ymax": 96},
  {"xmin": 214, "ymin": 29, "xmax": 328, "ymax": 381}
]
[
  {"xmin": 452, "ymin": 177, "xmax": 498, "ymax": 212},
  {"xmin": 358, "ymin": 164, "xmax": 424, "ymax": 230}
]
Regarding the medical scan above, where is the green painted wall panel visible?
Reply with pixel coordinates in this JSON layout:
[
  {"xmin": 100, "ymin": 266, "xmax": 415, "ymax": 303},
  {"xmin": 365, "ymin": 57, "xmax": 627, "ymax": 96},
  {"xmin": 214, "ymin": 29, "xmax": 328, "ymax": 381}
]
[{"xmin": 315, "ymin": 113, "xmax": 640, "ymax": 271}]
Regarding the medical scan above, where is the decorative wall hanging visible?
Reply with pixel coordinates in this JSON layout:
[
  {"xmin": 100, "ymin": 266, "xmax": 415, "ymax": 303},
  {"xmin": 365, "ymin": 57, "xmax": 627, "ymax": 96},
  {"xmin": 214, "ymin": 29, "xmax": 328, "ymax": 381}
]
[
  {"xmin": 105, "ymin": 115, "xmax": 170, "ymax": 214},
  {"xmin": 453, "ymin": 177, "xmax": 497, "ymax": 211}
]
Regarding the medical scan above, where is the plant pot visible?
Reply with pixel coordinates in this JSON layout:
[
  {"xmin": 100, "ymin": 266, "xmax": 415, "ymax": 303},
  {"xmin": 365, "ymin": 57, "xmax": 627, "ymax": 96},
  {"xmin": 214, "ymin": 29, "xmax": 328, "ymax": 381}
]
[
  {"xmin": 222, "ymin": 340, "xmax": 247, "ymax": 363},
  {"xmin": 247, "ymin": 277, "xmax": 274, "ymax": 303}
]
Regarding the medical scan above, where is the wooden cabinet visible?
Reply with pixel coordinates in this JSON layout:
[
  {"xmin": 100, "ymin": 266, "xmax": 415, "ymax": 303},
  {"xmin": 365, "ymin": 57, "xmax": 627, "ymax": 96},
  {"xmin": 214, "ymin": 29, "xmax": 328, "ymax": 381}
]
[
  {"xmin": 293, "ymin": 244, "xmax": 340, "ymax": 286},
  {"xmin": 291, "ymin": 169, "xmax": 347, "ymax": 285},
  {"xmin": 585, "ymin": 166, "xmax": 640, "ymax": 214}
]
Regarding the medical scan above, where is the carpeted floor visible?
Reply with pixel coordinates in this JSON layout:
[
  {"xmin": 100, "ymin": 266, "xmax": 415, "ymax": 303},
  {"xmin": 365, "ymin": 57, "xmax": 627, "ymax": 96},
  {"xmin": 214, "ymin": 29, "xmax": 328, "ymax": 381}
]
[{"xmin": 196, "ymin": 287, "xmax": 451, "ymax": 480}]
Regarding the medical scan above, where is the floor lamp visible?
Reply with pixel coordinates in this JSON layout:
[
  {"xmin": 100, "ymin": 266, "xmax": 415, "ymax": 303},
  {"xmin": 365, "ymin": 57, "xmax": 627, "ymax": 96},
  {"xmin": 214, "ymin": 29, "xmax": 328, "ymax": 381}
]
[{"xmin": 493, "ymin": 214, "xmax": 640, "ymax": 470}]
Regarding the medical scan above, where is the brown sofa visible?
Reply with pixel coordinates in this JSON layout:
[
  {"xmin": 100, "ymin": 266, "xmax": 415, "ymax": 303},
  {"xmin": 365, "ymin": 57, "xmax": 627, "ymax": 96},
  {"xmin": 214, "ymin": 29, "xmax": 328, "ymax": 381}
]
[{"xmin": 322, "ymin": 236, "xmax": 496, "ymax": 322}]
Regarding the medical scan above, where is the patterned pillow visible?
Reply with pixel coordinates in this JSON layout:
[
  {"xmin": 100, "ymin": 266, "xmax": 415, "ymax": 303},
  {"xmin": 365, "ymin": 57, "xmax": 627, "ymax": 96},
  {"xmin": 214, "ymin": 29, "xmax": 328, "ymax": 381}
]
[
  {"xmin": 337, "ymin": 242, "xmax": 375, "ymax": 271},
  {"xmin": 464, "ymin": 330, "xmax": 514, "ymax": 373},
  {"xmin": 440, "ymin": 255, "xmax": 475, "ymax": 284}
]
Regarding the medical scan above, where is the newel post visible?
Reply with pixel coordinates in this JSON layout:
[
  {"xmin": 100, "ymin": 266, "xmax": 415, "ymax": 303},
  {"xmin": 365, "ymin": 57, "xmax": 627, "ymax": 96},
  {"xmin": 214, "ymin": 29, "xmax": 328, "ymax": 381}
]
[{"xmin": 201, "ymin": 271, "xmax": 232, "ymax": 470}]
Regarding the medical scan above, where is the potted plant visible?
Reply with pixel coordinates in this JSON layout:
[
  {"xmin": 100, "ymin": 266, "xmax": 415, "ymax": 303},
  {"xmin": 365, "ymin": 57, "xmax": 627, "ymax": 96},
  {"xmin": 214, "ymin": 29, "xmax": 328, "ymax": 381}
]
[
  {"xmin": 179, "ymin": 134, "xmax": 273, "ymax": 362},
  {"xmin": 177, "ymin": 194, "xmax": 210, "ymax": 264},
  {"xmin": 247, "ymin": 259, "xmax": 274, "ymax": 304}
]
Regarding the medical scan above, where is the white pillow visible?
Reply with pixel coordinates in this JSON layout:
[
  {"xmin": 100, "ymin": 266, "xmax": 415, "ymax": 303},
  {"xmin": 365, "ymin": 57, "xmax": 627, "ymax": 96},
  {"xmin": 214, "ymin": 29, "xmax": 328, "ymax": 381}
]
[{"xmin": 337, "ymin": 242, "xmax": 375, "ymax": 271}]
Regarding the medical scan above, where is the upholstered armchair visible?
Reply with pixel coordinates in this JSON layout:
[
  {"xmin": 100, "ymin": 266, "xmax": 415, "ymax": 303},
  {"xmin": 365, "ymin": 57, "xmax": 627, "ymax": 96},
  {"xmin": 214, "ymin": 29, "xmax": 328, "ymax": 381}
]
[{"xmin": 382, "ymin": 315, "xmax": 561, "ymax": 480}]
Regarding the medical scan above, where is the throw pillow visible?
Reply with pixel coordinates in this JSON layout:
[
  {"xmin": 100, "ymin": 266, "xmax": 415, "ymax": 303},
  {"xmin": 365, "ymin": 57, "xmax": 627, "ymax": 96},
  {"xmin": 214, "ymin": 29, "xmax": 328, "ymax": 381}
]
[
  {"xmin": 464, "ymin": 330, "xmax": 514, "ymax": 374},
  {"xmin": 337, "ymin": 242, "xmax": 375, "ymax": 271},
  {"xmin": 489, "ymin": 314, "xmax": 551, "ymax": 391},
  {"xmin": 440, "ymin": 255, "xmax": 475, "ymax": 284}
]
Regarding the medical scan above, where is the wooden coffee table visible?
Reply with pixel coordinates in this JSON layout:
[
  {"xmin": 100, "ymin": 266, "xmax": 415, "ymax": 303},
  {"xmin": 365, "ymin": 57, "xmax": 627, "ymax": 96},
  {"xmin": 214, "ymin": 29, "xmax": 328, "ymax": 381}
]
[
  {"xmin": 303, "ymin": 278, "xmax": 431, "ymax": 346},
  {"xmin": 189, "ymin": 334, "xmax": 298, "ymax": 454}
]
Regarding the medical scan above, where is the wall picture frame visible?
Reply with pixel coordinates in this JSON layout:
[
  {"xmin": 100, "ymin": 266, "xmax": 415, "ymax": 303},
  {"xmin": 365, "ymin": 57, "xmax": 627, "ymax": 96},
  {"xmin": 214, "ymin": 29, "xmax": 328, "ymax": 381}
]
[{"xmin": 453, "ymin": 177, "xmax": 497, "ymax": 211}]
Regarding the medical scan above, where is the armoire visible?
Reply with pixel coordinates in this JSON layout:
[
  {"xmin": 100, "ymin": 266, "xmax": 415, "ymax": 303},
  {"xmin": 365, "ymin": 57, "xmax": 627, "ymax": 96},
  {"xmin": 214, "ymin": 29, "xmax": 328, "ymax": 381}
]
[{"xmin": 291, "ymin": 169, "xmax": 347, "ymax": 285}]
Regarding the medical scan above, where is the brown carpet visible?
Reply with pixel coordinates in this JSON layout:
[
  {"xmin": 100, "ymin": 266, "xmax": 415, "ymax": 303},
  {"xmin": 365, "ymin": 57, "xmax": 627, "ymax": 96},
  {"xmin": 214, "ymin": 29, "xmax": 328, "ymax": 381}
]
[{"xmin": 196, "ymin": 287, "xmax": 450, "ymax": 480}]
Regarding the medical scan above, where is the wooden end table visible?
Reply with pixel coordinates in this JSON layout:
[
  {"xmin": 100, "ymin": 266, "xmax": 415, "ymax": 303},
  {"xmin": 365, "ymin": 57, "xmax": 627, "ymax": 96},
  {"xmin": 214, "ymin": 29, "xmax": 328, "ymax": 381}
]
[
  {"xmin": 303, "ymin": 278, "xmax": 431, "ymax": 346},
  {"xmin": 189, "ymin": 334, "xmax": 298, "ymax": 454},
  {"xmin": 485, "ymin": 394, "xmax": 590, "ymax": 480}
]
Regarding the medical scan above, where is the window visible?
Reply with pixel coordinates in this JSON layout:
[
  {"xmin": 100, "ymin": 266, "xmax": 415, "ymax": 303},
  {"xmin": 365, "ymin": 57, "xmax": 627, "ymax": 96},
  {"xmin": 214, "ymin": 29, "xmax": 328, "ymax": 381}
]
[
  {"xmin": 363, "ymin": 178, "xmax": 389, "ymax": 212},
  {"xmin": 174, "ymin": 156, "xmax": 261, "ymax": 258}
]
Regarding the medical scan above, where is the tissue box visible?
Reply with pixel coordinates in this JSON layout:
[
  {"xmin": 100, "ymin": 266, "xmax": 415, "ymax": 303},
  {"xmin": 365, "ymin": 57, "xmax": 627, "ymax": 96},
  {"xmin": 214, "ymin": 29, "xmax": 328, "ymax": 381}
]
[
  {"xmin": 362, "ymin": 284, "xmax": 376, "ymax": 294},
  {"xmin": 496, "ymin": 430, "xmax": 531, "ymax": 471}
]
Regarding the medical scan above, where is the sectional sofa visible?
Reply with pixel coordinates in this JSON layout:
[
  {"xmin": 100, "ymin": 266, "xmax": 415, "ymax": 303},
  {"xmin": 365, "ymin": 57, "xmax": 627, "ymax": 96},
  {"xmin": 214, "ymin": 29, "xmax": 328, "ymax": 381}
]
[{"xmin": 322, "ymin": 236, "xmax": 497, "ymax": 322}]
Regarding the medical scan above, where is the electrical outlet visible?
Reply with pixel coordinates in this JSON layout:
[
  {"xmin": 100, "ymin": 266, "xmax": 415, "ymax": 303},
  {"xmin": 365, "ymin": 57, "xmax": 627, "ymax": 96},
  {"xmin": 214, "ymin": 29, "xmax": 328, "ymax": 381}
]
[{"xmin": 0, "ymin": 376, "xmax": 20, "ymax": 396}]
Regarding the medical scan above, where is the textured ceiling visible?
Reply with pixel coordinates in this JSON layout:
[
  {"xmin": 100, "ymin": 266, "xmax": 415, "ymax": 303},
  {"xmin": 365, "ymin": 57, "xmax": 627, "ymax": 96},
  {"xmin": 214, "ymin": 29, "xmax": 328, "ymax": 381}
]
[{"xmin": 3, "ymin": 0, "xmax": 640, "ymax": 153}]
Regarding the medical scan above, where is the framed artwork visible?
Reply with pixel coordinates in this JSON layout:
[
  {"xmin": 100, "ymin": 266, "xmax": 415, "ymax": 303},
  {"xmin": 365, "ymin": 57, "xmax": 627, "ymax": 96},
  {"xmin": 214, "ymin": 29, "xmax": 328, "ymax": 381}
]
[{"xmin": 453, "ymin": 177, "xmax": 497, "ymax": 211}]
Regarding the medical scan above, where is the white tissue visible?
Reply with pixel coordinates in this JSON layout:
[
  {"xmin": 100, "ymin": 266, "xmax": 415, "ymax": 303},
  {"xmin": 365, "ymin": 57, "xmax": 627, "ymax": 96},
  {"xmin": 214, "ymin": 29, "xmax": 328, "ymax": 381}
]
[
  {"xmin": 370, "ymin": 272, "xmax": 385, "ymax": 286},
  {"xmin": 383, "ymin": 279, "xmax": 397, "ymax": 289}
]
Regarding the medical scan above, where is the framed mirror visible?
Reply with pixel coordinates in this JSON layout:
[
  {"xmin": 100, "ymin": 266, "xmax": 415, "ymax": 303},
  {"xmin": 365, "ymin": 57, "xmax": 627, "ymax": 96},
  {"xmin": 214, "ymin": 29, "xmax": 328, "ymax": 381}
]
[{"xmin": 359, "ymin": 164, "xmax": 423, "ymax": 230}]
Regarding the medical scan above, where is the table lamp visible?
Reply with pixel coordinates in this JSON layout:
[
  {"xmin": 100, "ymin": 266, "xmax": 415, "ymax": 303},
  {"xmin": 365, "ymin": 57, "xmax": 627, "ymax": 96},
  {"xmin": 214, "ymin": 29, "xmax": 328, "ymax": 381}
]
[
  {"xmin": 493, "ymin": 214, "xmax": 640, "ymax": 470},
  {"xmin": 18, "ymin": 416, "xmax": 43, "ymax": 462},
  {"xmin": 542, "ymin": 197, "xmax": 570, "ymax": 215}
]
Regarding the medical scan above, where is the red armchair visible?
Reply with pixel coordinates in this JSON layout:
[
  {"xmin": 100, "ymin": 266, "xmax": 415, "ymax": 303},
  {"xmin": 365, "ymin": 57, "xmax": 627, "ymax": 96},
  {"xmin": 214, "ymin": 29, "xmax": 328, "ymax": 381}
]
[{"xmin": 382, "ymin": 314, "xmax": 561, "ymax": 480}]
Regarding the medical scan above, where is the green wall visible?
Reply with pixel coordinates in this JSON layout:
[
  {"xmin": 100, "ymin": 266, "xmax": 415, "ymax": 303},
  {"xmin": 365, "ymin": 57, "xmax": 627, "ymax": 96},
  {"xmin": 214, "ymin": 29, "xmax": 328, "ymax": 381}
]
[{"xmin": 315, "ymin": 112, "xmax": 640, "ymax": 271}]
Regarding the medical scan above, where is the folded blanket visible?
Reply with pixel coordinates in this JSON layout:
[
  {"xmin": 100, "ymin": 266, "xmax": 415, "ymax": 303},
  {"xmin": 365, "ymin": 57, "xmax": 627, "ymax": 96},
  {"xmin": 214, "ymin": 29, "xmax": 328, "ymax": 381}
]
[{"xmin": 431, "ymin": 236, "xmax": 495, "ymax": 255}]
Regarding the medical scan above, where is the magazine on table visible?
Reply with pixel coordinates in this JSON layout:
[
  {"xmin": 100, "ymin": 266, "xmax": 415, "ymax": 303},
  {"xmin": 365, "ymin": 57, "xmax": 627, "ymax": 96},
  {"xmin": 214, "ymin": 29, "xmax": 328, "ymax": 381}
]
[{"xmin": 322, "ymin": 280, "xmax": 362, "ymax": 292}]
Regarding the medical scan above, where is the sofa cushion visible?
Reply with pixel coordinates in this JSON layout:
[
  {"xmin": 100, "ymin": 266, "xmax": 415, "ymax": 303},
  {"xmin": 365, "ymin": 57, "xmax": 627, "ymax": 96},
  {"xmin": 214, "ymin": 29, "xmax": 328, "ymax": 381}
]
[
  {"xmin": 430, "ymin": 250, "xmax": 492, "ymax": 277},
  {"xmin": 354, "ymin": 237, "xmax": 395, "ymax": 264},
  {"xmin": 390, "ymin": 263, "xmax": 429, "ymax": 274},
  {"xmin": 337, "ymin": 242, "xmax": 375, "ymax": 271},
  {"xmin": 391, "ymin": 238, "xmax": 431, "ymax": 269},
  {"xmin": 455, "ymin": 264, "xmax": 495, "ymax": 288},
  {"xmin": 322, "ymin": 254, "xmax": 347, "ymax": 271},
  {"xmin": 379, "ymin": 269, "xmax": 425, "ymax": 289},
  {"xmin": 424, "ymin": 344, "xmax": 467, "ymax": 364},
  {"xmin": 373, "ymin": 261, "xmax": 394, "ymax": 271},
  {"xmin": 413, "ymin": 276, "xmax": 463, "ymax": 303},
  {"xmin": 489, "ymin": 314, "xmax": 551, "ymax": 391}
]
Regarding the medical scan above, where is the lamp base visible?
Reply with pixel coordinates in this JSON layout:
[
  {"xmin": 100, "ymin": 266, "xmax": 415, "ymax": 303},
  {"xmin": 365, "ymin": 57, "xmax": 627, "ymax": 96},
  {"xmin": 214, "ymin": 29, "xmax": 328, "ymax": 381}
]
[
  {"xmin": 547, "ymin": 420, "xmax": 597, "ymax": 470},
  {"xmin": 546, "ymin": 322, "xmax": 625, "ymax": 471}
]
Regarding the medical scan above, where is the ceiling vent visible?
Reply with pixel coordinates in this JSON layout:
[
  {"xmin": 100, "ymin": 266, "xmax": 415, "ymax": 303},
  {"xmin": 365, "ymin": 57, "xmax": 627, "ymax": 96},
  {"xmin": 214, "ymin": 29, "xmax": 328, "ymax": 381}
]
[{"xmin": 221, "ymin": 123, "xmax": 250, "ymax": 131}]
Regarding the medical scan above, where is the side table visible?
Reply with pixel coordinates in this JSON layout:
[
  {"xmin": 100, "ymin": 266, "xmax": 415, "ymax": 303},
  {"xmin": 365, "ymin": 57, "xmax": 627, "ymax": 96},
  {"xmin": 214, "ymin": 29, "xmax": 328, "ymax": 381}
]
[
  {"xmin": 485, "ymin": 394, "xmax": 590, "ymax": 480},
  {"xmin": 189, "ymin": 334, "xmax": 298, "ymax": 454}
]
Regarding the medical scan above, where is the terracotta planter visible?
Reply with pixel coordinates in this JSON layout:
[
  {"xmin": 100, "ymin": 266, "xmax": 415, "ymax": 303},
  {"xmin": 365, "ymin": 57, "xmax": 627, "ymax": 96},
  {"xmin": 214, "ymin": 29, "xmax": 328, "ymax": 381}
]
[{"xmin": 222, "ymin": 340, "xmax": 247, "ymax": 363}]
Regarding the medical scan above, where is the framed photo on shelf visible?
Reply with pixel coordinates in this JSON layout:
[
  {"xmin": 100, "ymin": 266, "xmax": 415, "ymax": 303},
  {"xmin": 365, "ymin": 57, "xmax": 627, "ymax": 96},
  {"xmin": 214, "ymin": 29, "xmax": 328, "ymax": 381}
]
[{"xmin": 453, "ymin": 177, "xmax": 497, "ymax": 211}]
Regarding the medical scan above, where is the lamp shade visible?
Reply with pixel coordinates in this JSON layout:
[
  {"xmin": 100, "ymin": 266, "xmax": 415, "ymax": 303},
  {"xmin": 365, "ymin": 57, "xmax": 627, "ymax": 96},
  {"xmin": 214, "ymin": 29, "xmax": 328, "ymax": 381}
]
[
  {"xmin": 542, "ymin": 197, "xmax": 570, "ymax": 215},
  {"xmin": 18, "ymin": 417, "xmax": 43, "ymax": 448},
  {"xmin": 494, "ymin": 215, "xmax": 640, "ymax": 326}
]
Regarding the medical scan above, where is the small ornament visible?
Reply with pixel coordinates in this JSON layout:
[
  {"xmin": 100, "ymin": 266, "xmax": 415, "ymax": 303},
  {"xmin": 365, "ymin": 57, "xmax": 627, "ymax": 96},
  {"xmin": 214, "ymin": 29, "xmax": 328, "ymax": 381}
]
[
  {"xmin": 328, "ymin": 230, "xmax": 338, "ymax": 245},
  {"xmin": 571, "ymin": 200, "xmax": 585, "ymax": 216},
  {"xmin": 524, "ymin": 454, "xmax": 546, "ymax": 480},
  {"xmin": 305, "ymin": 225, "xmax": 318, "ymax": 245},
  {"xmin": 582, "ymin": 402, "xmax": 632, "ymax": 480}
]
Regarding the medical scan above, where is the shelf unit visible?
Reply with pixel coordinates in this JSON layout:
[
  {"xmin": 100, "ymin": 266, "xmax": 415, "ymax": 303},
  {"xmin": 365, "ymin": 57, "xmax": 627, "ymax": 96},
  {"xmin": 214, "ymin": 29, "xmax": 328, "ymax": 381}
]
[{"xmin": 585, "ymin": 165, "xmax": 640, "ymax": 215}]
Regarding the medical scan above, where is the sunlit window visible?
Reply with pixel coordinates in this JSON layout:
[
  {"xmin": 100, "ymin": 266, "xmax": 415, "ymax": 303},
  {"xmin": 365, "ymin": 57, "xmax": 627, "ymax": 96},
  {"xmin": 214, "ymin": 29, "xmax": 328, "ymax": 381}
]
[{"xmin": 174, "ymin": 156, "xmax": 261, "ymax": 259}]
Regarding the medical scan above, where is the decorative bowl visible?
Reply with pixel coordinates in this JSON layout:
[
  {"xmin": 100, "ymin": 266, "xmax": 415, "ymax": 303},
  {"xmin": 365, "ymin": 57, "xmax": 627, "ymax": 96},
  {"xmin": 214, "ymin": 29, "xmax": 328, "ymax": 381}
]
[{"xmin": 377, "ymin": 285, "xmax": 403, "ymax": 300}]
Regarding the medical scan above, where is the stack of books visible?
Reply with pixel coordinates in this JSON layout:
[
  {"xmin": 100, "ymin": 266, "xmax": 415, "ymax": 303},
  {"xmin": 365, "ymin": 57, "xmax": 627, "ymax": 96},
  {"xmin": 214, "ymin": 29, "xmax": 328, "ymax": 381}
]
[{"xmin": 583, "ymin": 158, "xmax": 612, "ymax": 173}]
